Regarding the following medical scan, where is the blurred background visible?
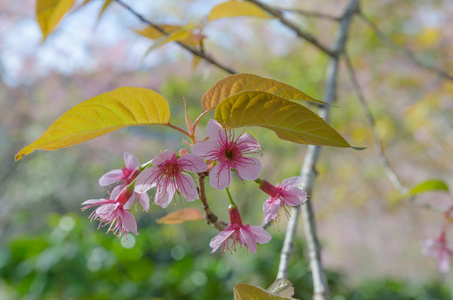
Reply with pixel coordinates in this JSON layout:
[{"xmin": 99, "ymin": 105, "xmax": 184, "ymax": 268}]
[{"xmin": 1, "ymin": 0, "xmax": 453, "ymax": 299}]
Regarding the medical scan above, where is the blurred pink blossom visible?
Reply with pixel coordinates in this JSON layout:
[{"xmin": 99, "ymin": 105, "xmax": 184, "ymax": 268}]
[
  {"xmin": 192, "ymin": 119, "xmax": 262, "ymax": 190},
  {"xmin": 422, "ymin": 233, "xmax": 452, "ymax": 273},
  {"xmin": 210, "ymin": 205, "xmax": 271, "ymax": 253},
  {"xmin": 99, "ymin": 152, "xmax": 141, "ymax": 188},
  {"xmin": 134, "ymin": 150, "xmax": 207, "ymax": 208}
]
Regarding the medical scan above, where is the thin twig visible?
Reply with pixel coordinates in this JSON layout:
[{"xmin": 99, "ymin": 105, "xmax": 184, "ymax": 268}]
[
  {"xmin": 198, "ymin": 172, "xmax": 228, "ymax": 231},
  {"xmin": 344, "ymin": 53, "xmax": 447, "ymax": 212},
  {"xmin": 358, "ymin": 12, "xmax": 453, "ymax": 82},
  {"xmin": 114, "ymin": 0, "xmax": 237, "ymax": 75},
  {"xmin": 276, "ymin": 7, "xmax": 340, "ymax": 21},
  {"xmin": 244, "ymin": 0, "xmax": 336, "ymax": 57},
  {"xmin": 276, "ymin": 1, "xmax": 360, "ymax": 299}
]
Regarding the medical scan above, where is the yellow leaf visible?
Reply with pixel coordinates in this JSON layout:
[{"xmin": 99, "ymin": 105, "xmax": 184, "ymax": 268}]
[
  {"xmin": 234, "ymin": 283, "xmax": 298, "ymax": 300},
  {"xmin": 36, "ymin": 0, "xmax": 76, "ymax": 41},
  {"xmin": 98, "ymin": 0, "xmax": 113, "ymax": 20},
  {"xmin": 133, "ymin": 24, "xmax": 202, "ymax": 48},
  {"xmin": 15, "ymin": 87, "xmax": 170, "ymax": 161},
  {"xmin": 202, "ymin": 73, "xmax": 327, "ymax": 111},
  {"xmin": 215, "ymin": 91, "xmax": 360, "ymax": 149},
  {"xmin": 156, "ymin": 208, "xmax": 205, "ymax": 225},
  {"xmin": 208, "ymin": 0, "xmax": 273, "ymax": 21}
]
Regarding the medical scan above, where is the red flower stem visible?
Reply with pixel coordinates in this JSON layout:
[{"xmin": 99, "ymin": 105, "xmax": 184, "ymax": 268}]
[
  {"xmin": 164, "ymin": 123, "xmax": 192, "ymax": 138},
  {"xmin": 197, "ymin": 172, "xmax": 227, "ymax": 231}
]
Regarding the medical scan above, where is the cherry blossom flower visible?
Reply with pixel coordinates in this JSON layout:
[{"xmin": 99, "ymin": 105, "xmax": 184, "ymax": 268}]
[
  {"xmin": 134, "ymin": 150, "xmax": 207, "ymax": 208},
  {"xmin": 192, "ymin": 119, "xmax": 262, "ymax": 190},
  {"xmin": 257, "ymin": 177, "xmax": 308, "ymax": 223},
  {"xmin": 82, "ymin": 186, "xmax": 138, "ymax": 238},
  {"xmin": 210, "ymin": 205, "xmax": 271, "ymax": 253},
  {"xmin": 99, "ymin": 152, "xmax": 141, "ymax": 188},
  {"xmin": 422, "ymin": 232, "xmax": 452, "ymax": 273}
]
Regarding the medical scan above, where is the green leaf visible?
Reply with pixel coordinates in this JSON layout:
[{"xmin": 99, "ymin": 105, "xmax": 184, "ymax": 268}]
[
  {"xmin": 156, "ymin": 208, "xmax": 205, "ymax": 225},
  {"xmin": 408, "ymin": 179, "xmax": 449, "ymax": 196},
  {"xmin": 202, "ymin": 73, "xmax": 327, "ymax": 112},
  {"xmin": 36, "ymin": 0, "xmax": 76, "ymax": 41},
  {"xmin": 208, "ymin": 0, "xmax": 273, "ymax": 21},
  {"xmin": 15, "ymin": 87, "xmax": 170, "ymax": 161},
  {"xmin": 234, "ymin": 283, "xmax": 298, "ymax": 300},
  {"xmin": 214, "ymin": 91, "xmax": 359, "ymax": 149}
]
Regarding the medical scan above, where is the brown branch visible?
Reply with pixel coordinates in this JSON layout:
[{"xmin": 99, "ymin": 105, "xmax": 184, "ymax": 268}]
[
  {"xmin": 244, "ymin": 0, "xmax": 336, "ymax": 57},
  {"xmin": 198, "ymin": 172, "xmax": 228, "ymax": 231},
  {"xmin": 276, "ymin": 7, "xmax": 340, "ymax": 21},
  {"xmin": 114, "ymin": 0, "xmax": 237, "ymax": 75},
  {"xmin": 358, "ymin": 12, "xmax": 453, "ymax": 82}
]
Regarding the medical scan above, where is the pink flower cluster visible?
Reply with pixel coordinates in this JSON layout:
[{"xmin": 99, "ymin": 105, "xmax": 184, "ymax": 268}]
[
  {"xmin": 83, "ymin": 119, "xmax": 305, "ymax": 253},
  {"xmin": 422, "ymin": 232, "xmax": 452, "ymax": 273}
]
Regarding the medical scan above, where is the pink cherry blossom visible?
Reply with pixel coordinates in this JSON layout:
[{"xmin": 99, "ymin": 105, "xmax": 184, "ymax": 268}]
[
  {"xmin": 81, "ymin": 186, "xmax": 138, "ymax": 238},
  {"xmin": 422, "ymin": 233, "xmax": 452, "ymax": 273},
  {"xmin": 210, "ymin": 205, "xmax": 271, "ymax": 253},
  {"xmin": 99, "ymin": 152, "xmax": 141, "ymax": 187},
  {"xmin": 134, "ymin": 150, "xmax": 207, "ymax": 208},
  {"xmin": 192, "ymin": 119, "xmax": 262, "ymax": 190},
  {"xmin": 258, "ymin": 177, "xmax": 308, "ymax": 223}
]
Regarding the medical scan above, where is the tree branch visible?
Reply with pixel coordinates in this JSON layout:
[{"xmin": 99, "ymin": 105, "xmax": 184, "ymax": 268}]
[
  {"xmin": 358, "ymin": 12, "xmax": 453, "ymax": 82},
  {"xmin": 275, "ymin": 1, "xmax": 360, "ymax": 299},
  {"xmin": 114, "ymin": 0, "xmax": 237, "ymax": 75},
  {"xmin": 275, "ymin": 7, "xmax": 340, "ymax": 21},
  {"xmin": 244, "ymin": 0, "xmax": 336, "ymax": 57},
  {"xmin": 198, "ymin": 172, "xmax": 228, "ymax": 231}
]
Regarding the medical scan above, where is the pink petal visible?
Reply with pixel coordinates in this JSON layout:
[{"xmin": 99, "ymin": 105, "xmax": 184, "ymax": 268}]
[
  {"xmin": 240, "ymin": 227, "xmax": 258, "ymax": 253},
  {"xmin": 206, "ymin": 119, "xmax": 227, "ymax": 144},
  {"xmin": 175, "ymin": 173, "xmax": 199, "ymax": 201},
  {"xmin": 81, "ymin": 198, "xmax": 108, "ymax": 206},
  {"xmin": 124, "ymin": 152, "xmax": 139, "ymax": 171},
  {"xmin": 134, "ymin": 167, "xmax": 158, "ymax": 194},
  {"xmin": 236, "ymin": 133, "xmax": 261, "ymax": 152},
  {"xmin": 282, "ymin": 176, "xmax": 304, "ymax": 187},
  {"xmin": 235, "ymin": 157, "xmax": 262, "ymax": 180},
  {"xmin": 192, "ymin": 140, "xmax": 219, "ymax": 158},
  {"xmin": 99, "ymin": 169, "xmax": 123, "ymax": 186},
  {"xmin": 139, "ymin": 192, "xmax": 150, "ymax": 212},
  {"xmin": 154, "ymin": 182, "xmax": 176, "ymax": 208},
  {"xmin": 281, "ymin": 189, "xmax": 307, "ymax": 206},
  {"xmin": 210, "ymin": 229, "xmax": 235, "ymax": 253},
  {"xmin": 249, "ymin": 226, "xmax": 272, "ymax": 244},
  {"xmin": 153, "ymin": 150, "xmax": 176, "ymax": 166},
  {"xmin": 263, "ymin": 197, "xmax": 281, "ymax": 223},
  {"xmin": 438, "ymin": 249, "xmax": 451, "ymax": 273},
  {"xmin": 119, "ymin": 210, "xmax": 138, "ymax": 235},
  {"xmin": 209, "ymin": 163, "xmax": 231, "ymax": 190},
  {"xmin": 178, "ymin": 154, "xmax": 208, "ymax": 173},
  {"xmin": 111, "ymin": 184, "xmax": 126, "ymax": 199}
]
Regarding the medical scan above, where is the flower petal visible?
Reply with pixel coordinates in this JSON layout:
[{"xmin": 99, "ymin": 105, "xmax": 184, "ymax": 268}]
[
  {"xmin": 235, "ymin": 157, "xmax": 262, "ymax": 180},
  {"xmin": 119, "ymin": 210, "xmax": 138, "ymax": 235},
  {"xmin": 139, "ymin": 192, "xmax": 150, "ymax": 212},
  {"xmin": 99, "ymin": 169, "xmax": 123, "ymax": 186},
  {"xmin": 236, "ymin": 133, "xmax": 261, "ymax": 152},
  {"xmin": 153, "ymin": 150, "xmax": 176, "ymax": 166},
  {"xmin": 178, "ymin": 154, "xmax": 208, "ymax": 173},
  {"xmin": 154, "ymin": 182, "xmax": 176, "ymax": 208},
  {"xmin": 175, "ymin": 173, "xmax": 199, "ymax": 201},
  {"xmin": 124, "ymin": 152, "xmax": 139, "ymax": 171},
  {"xmin": 209, "ymin": 229, "xmax": 235, "ymax": 253},
  {"xmin": 192, "ymin": 140, "xmax": 219, "ymax": 159},
  {"xmin": 282, "ymin": 176, "xmax": 304, "ymax": 187},
  {"xmin": 249, "ymin": 226, "xmax": 272, "ymax": 244},
  {"xmin": 134, "ymin": 167, "xmax": 158, "ymax": 194},
  {"xmin": 281, "ymin": 189, "xmax": 307, "ymax": 206},
  {"xmin": 263, "ymin": 197, "xmax": 281, "ymax": 223},
  {"xmin": 209, "ymin": 163, "xmax": 231, "ymax": 190},
  {"xmin": 240, "ymin": 227, "xmax": 258, "ymax": 253},
  {"xmin": 206, "ymin": 119, "xmax": 227, "ymax": 144}
]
